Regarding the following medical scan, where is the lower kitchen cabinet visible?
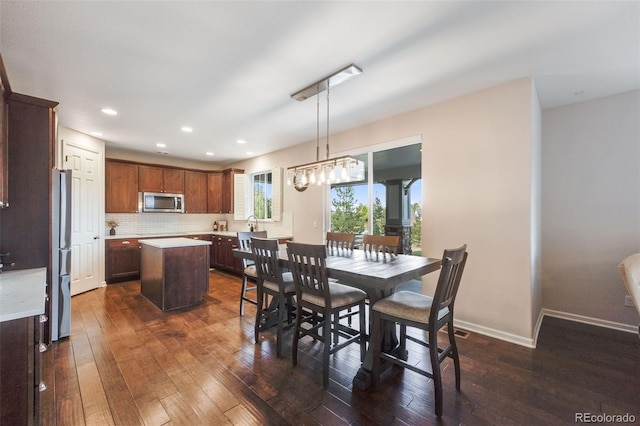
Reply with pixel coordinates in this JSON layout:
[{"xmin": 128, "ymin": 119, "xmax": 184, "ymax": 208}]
[
  {"xmin": 0, "ymin": 315, "xmax": 43, "ymax": 426},
  {"xmin": 105, "ymin": 238, "xmax": 141, "ymax": 283},
  {"xmin": 211, "ymin": 234, "xmax": 243, "ymax": 274},
  {"xmin": 106, "ymin": 234, "xmax": 250, "ymax": 283}
]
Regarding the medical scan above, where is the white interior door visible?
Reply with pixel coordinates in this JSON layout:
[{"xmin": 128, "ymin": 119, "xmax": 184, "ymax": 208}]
[{"xmin": 63, "ymin": 143, "xmax": 103, "ymax": 295}]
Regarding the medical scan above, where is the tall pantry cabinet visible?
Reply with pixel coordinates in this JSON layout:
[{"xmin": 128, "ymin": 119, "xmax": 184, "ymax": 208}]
[{"xmin": 0, "ymin": 92, "xmax": 57, "ymax": 426}]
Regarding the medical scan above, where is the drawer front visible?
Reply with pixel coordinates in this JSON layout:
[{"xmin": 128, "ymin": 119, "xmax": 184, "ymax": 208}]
[{"xmin": 107, "ymin": 239, "xmax": 140, "ymax": 248}]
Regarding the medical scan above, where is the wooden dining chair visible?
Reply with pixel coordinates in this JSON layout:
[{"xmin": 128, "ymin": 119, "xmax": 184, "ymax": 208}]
[
  {"xmin": 251, "ymin": 237, "xmax": 296, "ymax": 358},
  {"xmin": 286, "ymin": 242, "xmax": 368, "ymax": 388},
  {"xmin": 325, "ymin": 232, "xmax": 355, "ymax": 254},
  {"xmin": 371, "ymin": 244, "xmax": 468, "ymax": 417},
  {"xmin": 326, "ymin": 231, "xmax": 358, "ymax": 327},
  {"xmin": 362, "ymin": 234, "xmax": 400, "ymax": 257},
  {"xmin": 237, "ymin": 230, "xmax": 267, "ymax": 316}
]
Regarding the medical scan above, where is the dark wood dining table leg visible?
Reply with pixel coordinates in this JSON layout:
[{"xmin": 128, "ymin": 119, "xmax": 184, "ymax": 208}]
[{"xmin": 352, "ymin": 287, "xmax": 407, "ymax": 391}]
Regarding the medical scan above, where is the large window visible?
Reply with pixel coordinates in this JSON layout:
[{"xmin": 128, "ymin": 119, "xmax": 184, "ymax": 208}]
[
  {"xmin": 329, "ymin": 141, "xmax": 422, "ymax": 253},
  {"xmin": 251, "ymin": 170, "xmax": 272, "ymax": 219}
]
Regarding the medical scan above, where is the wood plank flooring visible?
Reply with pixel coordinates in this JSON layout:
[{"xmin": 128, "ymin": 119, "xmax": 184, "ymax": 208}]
[{"xmin": 40, "ymin": 270, "xmax": 640, "ymax": 425}]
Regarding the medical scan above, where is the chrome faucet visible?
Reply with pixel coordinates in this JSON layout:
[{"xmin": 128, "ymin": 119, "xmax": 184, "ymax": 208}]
[{"xmin": 247, "ymin": 215, "xmax": 258, "ymax": 232}]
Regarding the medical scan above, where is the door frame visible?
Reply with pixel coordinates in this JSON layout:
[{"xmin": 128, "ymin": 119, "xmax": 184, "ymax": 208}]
[{"xmin": 58, "ymin": 128, "xmax": 106, "ymax": 289}]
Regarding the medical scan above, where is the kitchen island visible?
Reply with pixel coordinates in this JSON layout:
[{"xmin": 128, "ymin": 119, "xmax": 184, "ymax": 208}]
[{"xmin": 139, "ymin": 237, "xmax": 211, "ymax": 311}]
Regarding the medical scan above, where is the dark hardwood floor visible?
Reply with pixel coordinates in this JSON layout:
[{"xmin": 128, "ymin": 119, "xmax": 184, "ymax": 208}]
[{"xmin": 40, "ymin": 270, "xmax": 640, "ymax": 425}]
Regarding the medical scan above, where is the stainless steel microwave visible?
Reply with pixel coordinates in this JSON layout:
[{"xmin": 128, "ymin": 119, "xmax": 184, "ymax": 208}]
[{"xmin": 138, "ymin": 192, "xmax": 184, "ymax": 213}]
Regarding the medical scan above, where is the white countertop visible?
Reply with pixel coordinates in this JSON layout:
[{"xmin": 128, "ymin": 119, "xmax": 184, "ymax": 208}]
[
  {"xmin": 0, "ymin": 267, "xmax": 47, "ymax": 322},
  {"xmin": 139, "ymin": 237, "xmax": 212, "ymax": 248},
  {"xmin": 107, "ymin": 231, "xmax": 291, "ymax": 240}
]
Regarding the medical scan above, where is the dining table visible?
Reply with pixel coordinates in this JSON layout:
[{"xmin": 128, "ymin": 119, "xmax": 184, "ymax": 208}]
[{"xmin": 233, "ymin": 244, "xmax": 441, "ymax": 390}]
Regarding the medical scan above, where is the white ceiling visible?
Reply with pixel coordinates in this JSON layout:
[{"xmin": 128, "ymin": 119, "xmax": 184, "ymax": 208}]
[{"xmin": 1, "ymin": 1, "xmax": 638, "ymax": 165}]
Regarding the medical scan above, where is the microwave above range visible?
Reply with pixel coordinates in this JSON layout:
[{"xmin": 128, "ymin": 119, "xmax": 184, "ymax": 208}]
[{"xmin": 138, "ymin": 192, "xmax": 184, "ymax": 213}]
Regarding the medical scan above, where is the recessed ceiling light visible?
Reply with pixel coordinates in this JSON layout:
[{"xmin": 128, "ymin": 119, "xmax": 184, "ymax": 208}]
[
  {"xmin": 101, "ymin": 108, "xmax": 118, "ymax": 115},
  {"xmin": 246, "ymin": 151, "xmax": 253, "ymax": 155},
  {"xmin": 90, "ymin": 131, "xmax": 103, "ymax": 137},
  {"xmin": 156, "ymin": 143, "xmax": 166, "ymax": 148},
  {"xmin": 236, "ymin": 139, "xmax": 246, "ymax": 144},
  {"xmin": 206, "ymin": 152, "xmax": 214, "ymax": 156},
  {"xmin": 181, "ymin": 126, "xmax": 193, "ymax": 133}
]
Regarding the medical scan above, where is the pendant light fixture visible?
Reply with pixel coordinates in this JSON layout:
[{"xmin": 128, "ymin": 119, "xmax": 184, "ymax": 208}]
[{"xmin": 287, "ymin": 64, "xmax": 365, "ymax": 191}]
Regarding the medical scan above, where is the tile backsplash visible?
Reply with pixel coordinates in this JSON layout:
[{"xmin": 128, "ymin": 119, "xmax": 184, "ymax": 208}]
[{"xmin": 105, "ymin": 212, "xmax": 293, "ymax": 237}]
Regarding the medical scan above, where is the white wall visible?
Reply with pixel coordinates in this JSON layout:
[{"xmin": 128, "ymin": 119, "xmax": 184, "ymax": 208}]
[
  {"xmin": 541, "ymin": 90, "xmax": 640, "ymax": 327},
  {"xmin": 232, "ymin": 78, "xmax": 540, "ymax": 345}
]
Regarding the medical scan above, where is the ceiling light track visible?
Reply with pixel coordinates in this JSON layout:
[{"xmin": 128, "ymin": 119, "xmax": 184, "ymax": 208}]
[{"xmin": 287, "ymin": 64, "xmax": 364, "ymax": 191}]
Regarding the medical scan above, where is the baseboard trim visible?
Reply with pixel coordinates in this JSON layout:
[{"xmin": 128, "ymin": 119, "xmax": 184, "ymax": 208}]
[
  {"xmin": 540, "ymin": 309, "xmax": 638, "ymax": 334},
  {"xmin": 455, "ymin": 310, "xmax": 637, "ymax": 350},
  {"xmin": 454, "ymin": 319, "xmax": 535, "ymax": 348}
]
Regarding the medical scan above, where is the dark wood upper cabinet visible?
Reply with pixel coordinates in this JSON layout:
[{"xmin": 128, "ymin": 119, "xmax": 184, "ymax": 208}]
[
  {"xmin": 207, "ymin": 171, "xmax": 223, "ymax": 213},
  {"xmin": 139, "ymin": 165, "xmax": 184, "ymax": 194},
  {"xmin": 222, "ymin": 168, "xmax": 243, "ymax": 214},
  {"xmin": 105, "ymin": 160, "xmax": 139, "ymax": 213},
  {"xmin": 184, "ymin": 170, "xmax": 207, "ymax": 213}
]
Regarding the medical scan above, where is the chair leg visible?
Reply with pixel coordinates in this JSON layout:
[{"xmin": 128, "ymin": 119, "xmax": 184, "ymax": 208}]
[
  {"xmin": 447, "ymin": 320, "xmax": 461, "ymax": 391},
  {"xmin": 276, "ymin": 295, "xmax": 286, "ymax": 358},
  {"xmin": 322, "ymin": 309, "xmax": 331, "ymax": 388},
  {"xmin": 254, "ymin": 287, "xmax": 263, "ymax": 344},
  {"xmin": 292, "ymin": 305, "xmax": 302, "ymax": 366},
  {"xmin": 429, "ymin": 328, "xmax": 443, "ymax": 417},
  {"xmin": 240, "ymin": 275, "xmax": 248, "ymax": 316},
  {"xmin": 333, "ymin": 313, "xmax": 339, "ymax": 345},
  {"xmin": 358, "ymin": 301, "xmax": 366, "ymax": 362}
]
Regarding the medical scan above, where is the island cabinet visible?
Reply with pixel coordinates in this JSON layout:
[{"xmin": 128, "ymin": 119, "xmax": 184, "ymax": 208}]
[
  {"xmin": 105, "ymin": 160, "xmax": 139, "ymax": 213},
  {"xmin": 184, "ymin": 170, "xmax": 208, "ymax": 213},
  {"xmin": 139, "ymin": 165, "xmax": 184, "ymax": 194},
  {"xmin": 140, "ymin": 238, "xmax": 211, "ymax": 311},
  {"xmin": 105, "ymin": 238, "xmax": 141, "ymax": 283}
]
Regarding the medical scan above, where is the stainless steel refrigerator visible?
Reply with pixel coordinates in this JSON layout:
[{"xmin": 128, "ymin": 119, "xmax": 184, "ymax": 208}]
[{"xmin": 51, "ymin": 168, "xmax": 72, "ymax": 341}]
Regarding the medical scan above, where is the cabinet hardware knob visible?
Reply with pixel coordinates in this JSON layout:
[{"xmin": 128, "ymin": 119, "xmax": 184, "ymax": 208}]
[
  {"xmin": 122, "ymin": 241, "xmax": 130, "ymax": 245},
  {"xmin": 93, "ymin": 235, "xmax": 100, "ymax": 240},
  {"xmin": 39, "ymin": 343, "xmax": 48, "ymax": 353},
  {"xmin": 39, "ymin": 382, "xmax": 48, "ymax": 392},
  {"xmin": 39, "ymin": 315, "xmax": 48, "ymax": 323}
]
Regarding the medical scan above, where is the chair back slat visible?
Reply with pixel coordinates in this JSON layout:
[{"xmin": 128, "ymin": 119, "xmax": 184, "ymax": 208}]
[
  {"xmin": 250, "ymin": 237, "xmax": 281, "ymax": 284},
  {"xmin": 287, "ymin": 242, "xmax": 331, "ymax": 306},
  {"xmin": 431, "ymin": 245, "xmax": 468, "ymax": 323},
  {"xmin": 362, "ymin": 234, "xmax": 400, "ymax": 256},
  {"xmin": 237, "ymin": 231, "xmax": 268, "ymax": 267},
  {"xmin": 326, "ymin": 232, "xmax": 355, "ymax": 254}
]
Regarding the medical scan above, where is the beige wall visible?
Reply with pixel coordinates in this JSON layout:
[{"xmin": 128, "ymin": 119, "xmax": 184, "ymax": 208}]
[
  {"xmin": 232, "ymin": 78, "xmax": 540, "ymax": 345},
  {"xmin": 541, "ymin": 90, "xmax": 640, "ymax": 327}
]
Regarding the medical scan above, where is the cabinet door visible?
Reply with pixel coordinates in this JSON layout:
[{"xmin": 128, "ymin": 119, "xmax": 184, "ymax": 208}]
[
  {"xmin": 138, "ymin": 165, "xmax": 163, "ymax": 192},
  {"xmin": 207, "ymin": 171, "xmax": 223, "ymax": 213},
  {"xmin": 105, "ymin": 239, "xmax": 141, "ymax": 282},
  {"xmin": 214, "ymin": 236, "xmax": 226, "ymax": 267},
  {"xmin": 184, "ymin": 171, "xmax": 207, "ymax": 213},
  {"xmin": 106, "ymin": 161, "xmax": 139, "ymax": 213},
  {"xmin": 225, "ymin": 236, "xmax": 243, "ymax": 272},
  {"xmin": 163, "ymin": 168, "xmax": 184, "ymax": 193}
]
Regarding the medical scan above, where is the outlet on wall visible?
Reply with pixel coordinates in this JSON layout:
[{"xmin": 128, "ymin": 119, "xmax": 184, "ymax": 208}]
[{"xmin": 625, "ymin": 295, "xmax": 635, "ymax": 307}]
